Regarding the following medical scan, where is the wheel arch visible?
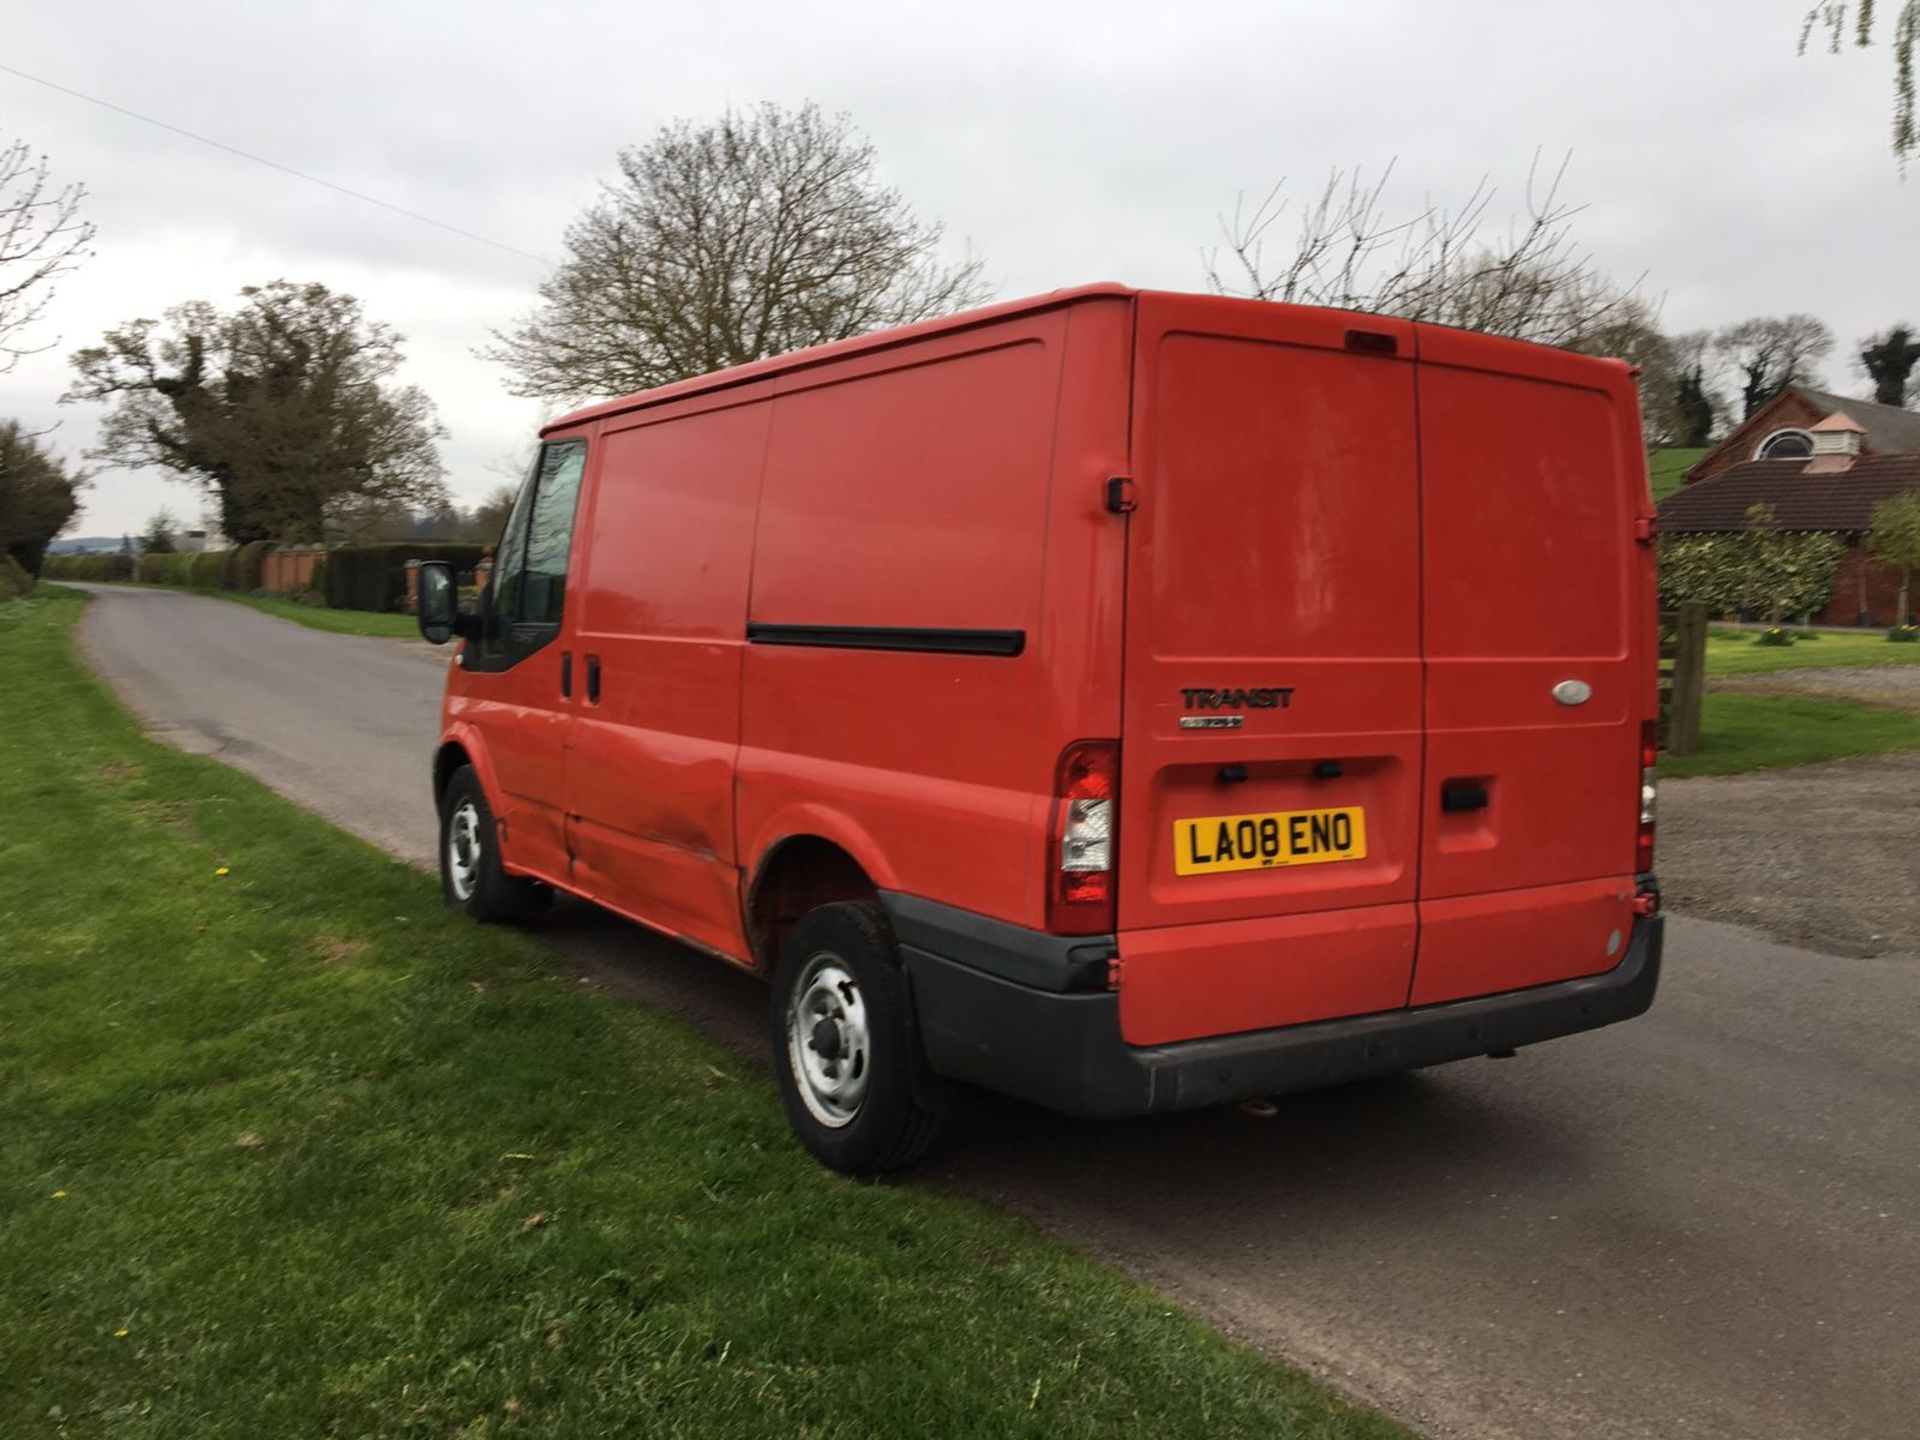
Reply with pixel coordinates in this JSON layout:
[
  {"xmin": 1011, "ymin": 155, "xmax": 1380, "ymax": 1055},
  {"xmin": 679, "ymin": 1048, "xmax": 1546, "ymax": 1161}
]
[
  {"xmin": 743, "ymin": 827, "xmax": 892, "ymax": 973},
  {"xmin": 432, "ymin": 724, "xmax": 499, "ymax": 814}
]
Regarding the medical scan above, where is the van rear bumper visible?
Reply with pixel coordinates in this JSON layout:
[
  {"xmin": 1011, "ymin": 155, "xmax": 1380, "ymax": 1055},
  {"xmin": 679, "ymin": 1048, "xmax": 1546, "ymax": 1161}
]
[{"xmin": 882, "ymin": 892, "xmax": 1662, "ymax": 1119}]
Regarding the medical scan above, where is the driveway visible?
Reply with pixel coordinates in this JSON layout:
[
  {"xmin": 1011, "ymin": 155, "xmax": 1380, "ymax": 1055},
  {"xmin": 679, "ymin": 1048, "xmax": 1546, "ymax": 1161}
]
[
  {"xmin": 70, "ymin": 584, "xmax": 1920, "ymax": 1440},
  {"xmin": 1661, "ymin": 751, "xmax": 1920, "ymax": 956}
]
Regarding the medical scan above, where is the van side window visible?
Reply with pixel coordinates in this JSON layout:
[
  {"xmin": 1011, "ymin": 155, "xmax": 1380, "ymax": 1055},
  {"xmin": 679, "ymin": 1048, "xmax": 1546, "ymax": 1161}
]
[
  {"xmin": 519, "ymin": 441, "xmax": 587, "ymax": 625},
  {"xmin": 476, "ymin": 438, "xmax": 587, "ymax": 669}
]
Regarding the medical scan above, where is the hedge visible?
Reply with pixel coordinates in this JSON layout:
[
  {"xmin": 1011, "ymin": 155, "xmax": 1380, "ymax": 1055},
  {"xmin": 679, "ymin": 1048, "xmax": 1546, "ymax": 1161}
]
[
  {"xmin": 323, "ymin": 543, "xmax": 484, "ymax": 612},
  {"xmin": 49, "ymin": 543, "xmax": 303, "ymax": 596},
  {"xmin": 41, "ymin": 553, "xmax": 136, "ymax": 582},
  {"xmin": 1659, "ymin": 529, "xmax": 1845, "ymax": 620}
]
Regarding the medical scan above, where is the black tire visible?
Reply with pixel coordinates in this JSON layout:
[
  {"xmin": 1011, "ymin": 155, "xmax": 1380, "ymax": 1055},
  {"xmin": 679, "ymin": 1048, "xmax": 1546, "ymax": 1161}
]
[
  {"xmin": 770, "ymin": 900, "xmax": 942, "ymax": 1175},
  {"xmin": 438, "ymin": 765, "xmax": 551, "ymax": 924}
]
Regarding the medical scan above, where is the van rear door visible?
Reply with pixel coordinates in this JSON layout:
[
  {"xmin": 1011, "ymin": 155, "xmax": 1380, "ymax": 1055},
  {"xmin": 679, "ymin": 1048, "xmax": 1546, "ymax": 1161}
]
[
  {"xmin": 1408, "ymin": 325, "xmax": 1650, "ymax": 1005},
  {"xmin": 1114, "ymin": 296, "xmax": 1424, "ymax": 1046}
]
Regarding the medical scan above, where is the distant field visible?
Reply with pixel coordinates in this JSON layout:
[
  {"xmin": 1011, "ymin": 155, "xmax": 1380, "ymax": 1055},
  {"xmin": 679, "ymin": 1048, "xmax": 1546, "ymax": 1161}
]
[{"xmin": 1648, "ymin": 447, "xmax": 1708, "ymax": 501}]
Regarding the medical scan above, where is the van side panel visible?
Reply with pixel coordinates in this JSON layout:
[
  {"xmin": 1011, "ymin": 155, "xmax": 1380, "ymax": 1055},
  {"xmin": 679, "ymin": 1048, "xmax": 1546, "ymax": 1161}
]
[
  {"xmin": 563, "ymin": 392, "xmax": 772, "ymax": 963},
  {"xmin": 735, "ymin": 315, "xmax": 1072, "ymax": 928},
  {"xmin": 1115, "ymin": 297, "xmax": 1425, "ymax": 1046},
  {"xmin": 1408, "ymin": 326, "xmax": 1651, "ymax": 1004}
]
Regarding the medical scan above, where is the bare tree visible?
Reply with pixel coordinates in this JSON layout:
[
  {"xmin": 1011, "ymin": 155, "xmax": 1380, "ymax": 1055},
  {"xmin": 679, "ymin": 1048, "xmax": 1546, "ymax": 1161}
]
[
  {"xmin": 66, "ymin": 281, "xmax": 447, "ymax": 544},
  {"xmin": 1712, "ymin": 315, "xmax": 1836, "ymax": 418},
  {"xmin": 485, "ymin": 103, "xmax": 991, "ymax": 401},
  {"xmin": 1, "ymin": 137, "xmax": 97, "ymax": 375},
  {"xmin": 1205, "ymin": 153, "xmax": 1646, "ymax": 350},
  {"xmin": 1800, "ymin": 2, "xmax": 1919, "ymax": 163}
]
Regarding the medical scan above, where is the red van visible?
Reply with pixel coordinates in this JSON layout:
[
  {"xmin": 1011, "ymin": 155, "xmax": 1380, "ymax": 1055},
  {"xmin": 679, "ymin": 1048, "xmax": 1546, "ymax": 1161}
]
[{"xmin": 415, "ymin": 284, "xmax": 1663, "ymax": 1174}]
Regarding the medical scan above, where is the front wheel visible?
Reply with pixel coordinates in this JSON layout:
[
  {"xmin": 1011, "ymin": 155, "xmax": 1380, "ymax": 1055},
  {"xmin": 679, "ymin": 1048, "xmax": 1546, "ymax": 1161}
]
[
  {"xmin": 438, "ymin": 765, "xmax": 550, "ymax": 923},
  {"xmin": 770, "ymin": 901, "xmax": 942, "ymax": 1175}
]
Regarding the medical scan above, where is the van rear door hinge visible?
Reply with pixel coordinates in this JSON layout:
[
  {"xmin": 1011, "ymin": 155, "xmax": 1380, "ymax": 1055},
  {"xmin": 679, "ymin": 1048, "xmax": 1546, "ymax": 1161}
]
[
  {"xmin": 1104, "ymin": 476, "xmax": 1137, "ymax": 514},
  {"xmin": 1634, "ymin": 516, "xmax": 1658, "ymax": 544}
]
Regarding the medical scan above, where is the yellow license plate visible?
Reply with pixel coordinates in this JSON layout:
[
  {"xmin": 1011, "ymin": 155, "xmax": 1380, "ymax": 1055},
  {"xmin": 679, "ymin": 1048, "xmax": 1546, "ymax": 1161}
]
[{"xmin": 1173, "ymin": 806, "xmax": 1367, "ymax": 876}]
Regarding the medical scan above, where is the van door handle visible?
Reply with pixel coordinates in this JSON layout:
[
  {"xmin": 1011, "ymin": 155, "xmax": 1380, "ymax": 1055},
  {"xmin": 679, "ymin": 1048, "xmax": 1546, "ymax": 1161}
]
[
  {"xmin": 560, "ymin": 651, "xmax": 572, "ymax": 698},
  {"xmin": 585, "ymin": 655, "xmax": 601, "ymax": 705},
  {"xmin": 1441, "ymin": 780, "xmax": 1489, "ymax": 813}
]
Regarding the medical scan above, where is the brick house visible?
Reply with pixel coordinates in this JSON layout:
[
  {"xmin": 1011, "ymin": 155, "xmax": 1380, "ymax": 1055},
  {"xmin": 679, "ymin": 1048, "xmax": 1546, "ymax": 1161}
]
[
  {"xmin": 1659, "ymin": 405, "xmax": 1920, "ymax": 625},
  {"xmin": 1681, "ymin": 385, "xmax": 1920, "ymax": 483}
]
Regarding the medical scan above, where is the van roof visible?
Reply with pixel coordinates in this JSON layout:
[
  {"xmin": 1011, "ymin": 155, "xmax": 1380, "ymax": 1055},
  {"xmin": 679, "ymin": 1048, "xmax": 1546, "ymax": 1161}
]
[
  {"xmin": 542, "ymin": 283, "xmax": 1139, "ymax": 434},
  {"xmin": 542, "ymin": 283, "xmax": 1633, "ymax": 434}
]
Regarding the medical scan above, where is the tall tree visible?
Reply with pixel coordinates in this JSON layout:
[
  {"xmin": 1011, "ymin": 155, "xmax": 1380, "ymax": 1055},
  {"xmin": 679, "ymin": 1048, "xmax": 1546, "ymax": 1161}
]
[
  {"xmin": 1860, "ymin": 325, "xmax": 1920, "ymax": 406},
  {"xmin": 1668, "ymin": 329, "xmax": 1718, "ymax": 446},
  {"xmin": 0, "ymin": 420, "xmax": 83, "ymax": 575},
  {"xmin": 1867, "ymin": 491, "xmax": 1920, "ymax": 623},
  {"xmin": 66, "ymin": 282, "xmax": 447, "ymax": 544},
  {"xmin": 138, "ymin": 508, "xmax": 178, "ymax": 555},
  {"xmin": 1713, "ymin": 315, "xmax": 1835, "ymax": 418},
  {"xmin": 485, "ymin": 103, "xmax": 990, "ymax": 400},
  {"xmin": 1673, "ymin": 365, "xmax": 1718, "ymax": 447},
  {"xmin": 1, "ymin": 136, "xmax": 95, "ymax": 374},
  {"xmin": 1800, "ymin": 2, "xmax": 1919, "ymax": 163}
]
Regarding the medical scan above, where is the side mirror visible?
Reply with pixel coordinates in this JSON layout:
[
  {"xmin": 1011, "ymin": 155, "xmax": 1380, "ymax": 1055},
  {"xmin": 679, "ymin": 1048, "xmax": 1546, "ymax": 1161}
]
[{"xmin": 416, "ymin": 561, "xmax": 459, "ymax": 645}]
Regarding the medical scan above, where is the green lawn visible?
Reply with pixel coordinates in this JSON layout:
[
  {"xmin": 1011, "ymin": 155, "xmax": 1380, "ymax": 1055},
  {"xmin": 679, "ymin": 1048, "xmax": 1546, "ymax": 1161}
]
[
  {"xmin": 0, "ymin": 587, "xmax": 1404, "ymax": 1440},
  {"xmin": 1662, "ymin": 692, "xmax": 1920, "ymax": 778},
  {"xmin": 1703, "ymin": 629, "xmax": 1920, "ymax": 676},
  {"xmin": 1647, "ymin": 447, "xmax": 1708, "ymax": 502}
]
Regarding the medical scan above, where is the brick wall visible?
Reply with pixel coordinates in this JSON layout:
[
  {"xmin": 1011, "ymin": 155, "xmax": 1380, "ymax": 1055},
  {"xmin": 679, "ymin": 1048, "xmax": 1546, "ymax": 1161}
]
[
  {"xmin": 261, "ymin": 546, "xmax": 325, "ymax": 592},
  {"xmin": 1815, "ymin": 547, "xmax": 1912, "ymax": 626}
]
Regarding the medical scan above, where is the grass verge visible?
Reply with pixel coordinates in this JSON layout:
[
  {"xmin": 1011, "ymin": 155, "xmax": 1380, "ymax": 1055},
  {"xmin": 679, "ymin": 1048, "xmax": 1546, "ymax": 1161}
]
[
  {"xmin": 207, "ymin": 588, "xmax": 420, "ymax": 637},
  {"xmin": 0, "ymin": 587, "xmax": 1404, "ymax": 1440},
  {"xmin": 1662, "ymin": 691, "xmax": 1920, "ymax": 778},
  {"xmin": 1704, "ymin": 628, "xmax": 1920, "ymax": 676}
]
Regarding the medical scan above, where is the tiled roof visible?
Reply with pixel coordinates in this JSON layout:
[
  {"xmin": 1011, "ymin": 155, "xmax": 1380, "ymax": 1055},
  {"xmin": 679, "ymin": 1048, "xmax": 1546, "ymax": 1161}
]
[
  {"xmin": 1798, "ymin": 389, "xmax": 1920, "ymax": 455},
  {"xmin": 1657, "ymin": 454, "xmax": 1920, "ymax": 533}
]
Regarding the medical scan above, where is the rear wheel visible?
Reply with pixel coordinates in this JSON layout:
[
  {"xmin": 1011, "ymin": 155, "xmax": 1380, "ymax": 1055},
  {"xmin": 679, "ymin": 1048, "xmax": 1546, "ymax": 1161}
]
[
  {"xmin": 439, "ymin": 765, "xmax": 550, "ymax": 923},
  {"xmin": 771, "ymin": 901, "xmax": 941, "ymax": 1175}
]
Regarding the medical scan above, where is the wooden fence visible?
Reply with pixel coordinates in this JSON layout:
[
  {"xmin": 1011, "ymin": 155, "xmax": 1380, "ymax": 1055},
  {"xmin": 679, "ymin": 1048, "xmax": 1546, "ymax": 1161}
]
[{"xmin": 1659, "ymin": 601, "xmax": 1708, "ymax": 756}]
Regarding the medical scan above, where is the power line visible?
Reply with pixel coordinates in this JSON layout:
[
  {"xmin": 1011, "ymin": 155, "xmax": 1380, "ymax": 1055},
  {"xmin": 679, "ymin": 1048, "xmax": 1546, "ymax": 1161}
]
[{"xmin": 0, "ymin": 61, "xmax": 552, "ymax": 267}]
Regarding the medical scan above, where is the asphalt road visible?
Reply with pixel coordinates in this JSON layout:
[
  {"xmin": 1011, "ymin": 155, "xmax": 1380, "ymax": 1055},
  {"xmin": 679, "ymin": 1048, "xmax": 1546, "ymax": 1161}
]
[{"xmin": 72, "ymin": 584, "xmax": 1920, "ymax": 1440}]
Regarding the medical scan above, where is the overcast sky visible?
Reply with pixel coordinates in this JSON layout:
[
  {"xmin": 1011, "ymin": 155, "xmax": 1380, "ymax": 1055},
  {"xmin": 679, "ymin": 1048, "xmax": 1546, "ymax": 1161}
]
[{"xmin": 5, "ymin": 0, "xmax": 1917, "ymax": 538}]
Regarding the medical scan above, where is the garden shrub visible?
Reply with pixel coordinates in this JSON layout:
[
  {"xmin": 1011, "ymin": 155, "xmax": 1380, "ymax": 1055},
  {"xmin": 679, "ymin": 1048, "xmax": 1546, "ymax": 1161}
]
[
  {"xmin": 323, "ymin": 543, "xmax": 484, "ymax": 612},
  {"xmin": 162, "ymin": 552, "xmax": 196, "ymax": 586},
  {"xmin": 137, "ymin": 553, "xmax": 168, "ymax": 583}
]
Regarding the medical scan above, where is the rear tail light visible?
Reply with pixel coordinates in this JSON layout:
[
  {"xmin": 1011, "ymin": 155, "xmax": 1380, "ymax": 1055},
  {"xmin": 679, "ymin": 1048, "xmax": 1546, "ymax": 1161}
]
[
  {"xmin": 1048, "ymin": 740, "xmax": 1118, "ymax": 935},
  {"xmin": 1637, "ymin": 719, "xmax": 1658, "ymax": 874}
]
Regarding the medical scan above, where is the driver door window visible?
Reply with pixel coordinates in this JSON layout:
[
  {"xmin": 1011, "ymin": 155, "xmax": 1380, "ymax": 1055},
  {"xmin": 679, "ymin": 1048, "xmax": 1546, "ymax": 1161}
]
[{"xmin": 476, "ymin": 439, "xmax": 587, "ymax": 670}]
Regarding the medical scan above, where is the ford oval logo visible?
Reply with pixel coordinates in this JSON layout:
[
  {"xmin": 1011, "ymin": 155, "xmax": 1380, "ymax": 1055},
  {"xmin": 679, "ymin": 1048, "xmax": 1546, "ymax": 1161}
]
[{"xmin": 1552, "ymin": 679, "xmax": 1593, "ymax": 706}]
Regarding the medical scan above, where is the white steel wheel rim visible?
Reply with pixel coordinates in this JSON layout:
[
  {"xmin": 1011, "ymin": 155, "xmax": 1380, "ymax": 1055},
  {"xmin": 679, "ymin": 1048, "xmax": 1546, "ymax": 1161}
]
[
  {"xmin": 787, "ymin": 952, "xmax": 872, "ymax": 1129},
  {"xmin": 447, "ymin": 800, "xmax": 482, "ymax": 901}
]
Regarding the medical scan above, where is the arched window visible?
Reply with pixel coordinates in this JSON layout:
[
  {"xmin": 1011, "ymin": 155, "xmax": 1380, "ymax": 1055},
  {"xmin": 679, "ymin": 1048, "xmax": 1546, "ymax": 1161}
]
[{"xmin": 1754, "ymin": 428, "xmax": 1814, "ymax": 460}]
